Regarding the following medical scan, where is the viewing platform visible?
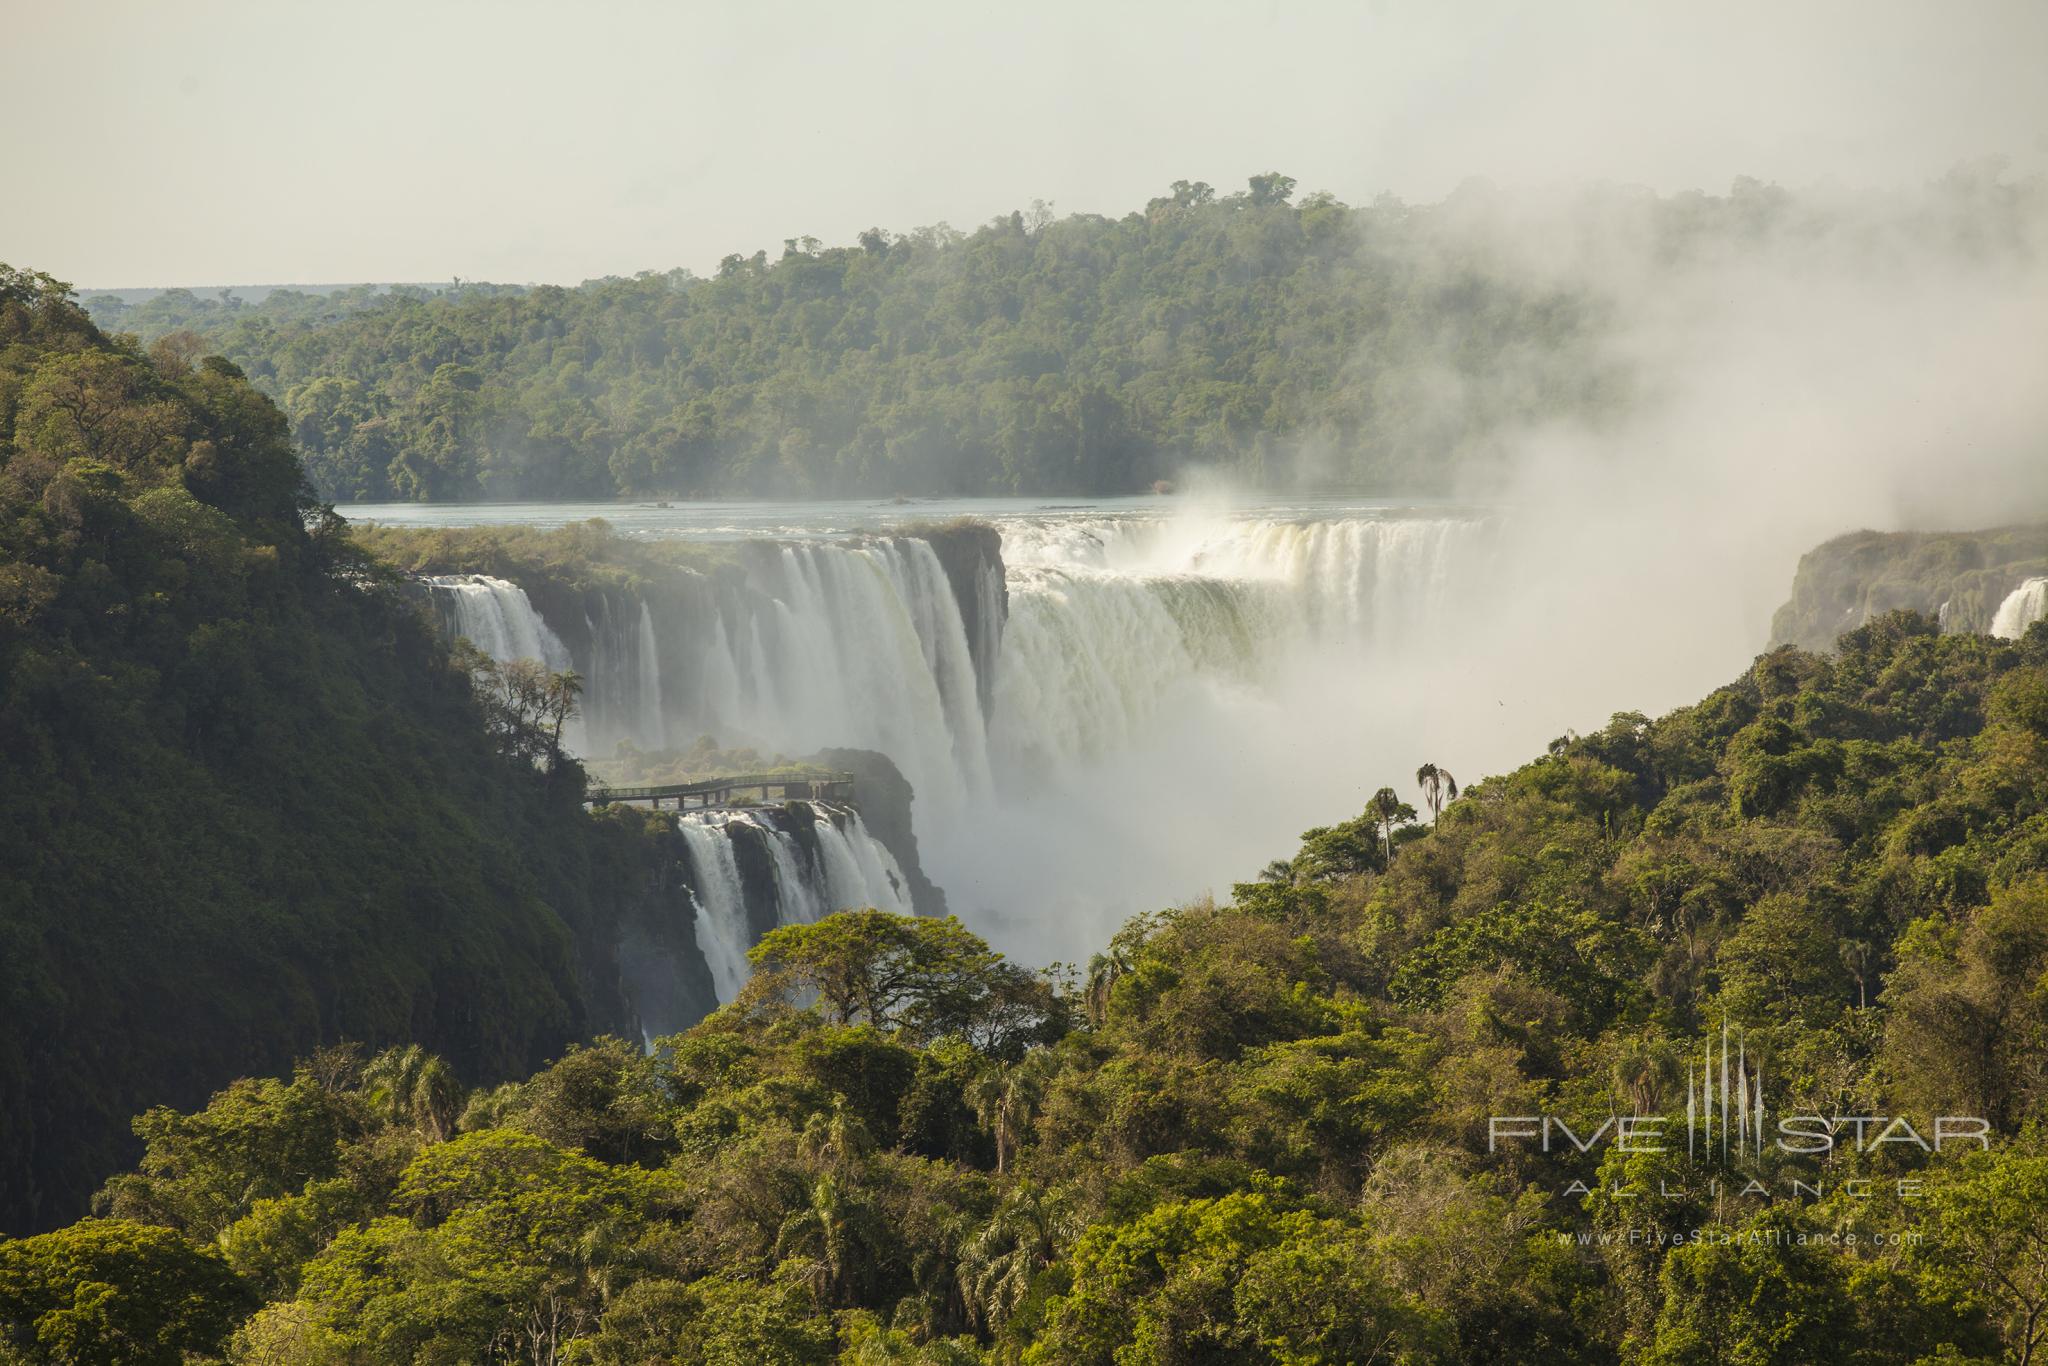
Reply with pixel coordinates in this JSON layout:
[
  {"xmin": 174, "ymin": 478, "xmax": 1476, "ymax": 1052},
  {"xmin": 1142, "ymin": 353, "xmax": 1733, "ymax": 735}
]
[{"xmin": 584, "ymin": 771, "xmax": 857, "ymax": 811}]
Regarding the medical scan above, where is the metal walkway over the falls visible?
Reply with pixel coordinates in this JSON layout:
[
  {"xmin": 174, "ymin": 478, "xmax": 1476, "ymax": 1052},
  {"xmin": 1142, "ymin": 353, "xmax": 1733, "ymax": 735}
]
[{"xmin": 583, "ymin": 771, "xmax": 857, "ymax": 811}]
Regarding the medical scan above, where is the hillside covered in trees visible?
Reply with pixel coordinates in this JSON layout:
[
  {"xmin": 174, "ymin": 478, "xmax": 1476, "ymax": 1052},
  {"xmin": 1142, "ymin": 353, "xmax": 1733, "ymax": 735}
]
[
  {"xmin": 11, "ymin": 608, "xmax": 2048, "ymax": 1364},
  {"xmin": 82, "ymin": 170, "xmax": 2040, "ymax": 508},
  {"xmin": 78, "ymin": 174, "xmax": 1660, "ymax": 502},
  {"xmin": 0, "ymin": 268, "xmax": 686, "ymax": 1235}
]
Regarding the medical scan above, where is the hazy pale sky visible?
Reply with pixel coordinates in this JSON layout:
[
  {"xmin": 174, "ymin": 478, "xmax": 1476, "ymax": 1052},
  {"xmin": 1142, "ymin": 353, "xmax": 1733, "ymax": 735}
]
[{"xmin": 8, "ymin": 0, "xmax": 2047, "ymax": 287}]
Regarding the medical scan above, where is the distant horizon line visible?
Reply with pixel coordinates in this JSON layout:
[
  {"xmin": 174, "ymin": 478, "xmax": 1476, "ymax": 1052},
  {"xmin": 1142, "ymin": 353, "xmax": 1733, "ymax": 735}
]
[{"xmin": 76, "ymin": 280, "xmax": 497, "ymax": 297}]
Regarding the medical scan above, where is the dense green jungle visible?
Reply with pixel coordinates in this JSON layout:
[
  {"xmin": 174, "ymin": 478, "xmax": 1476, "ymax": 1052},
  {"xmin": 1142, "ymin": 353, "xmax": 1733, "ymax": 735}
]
[
  {"xmin": 80, "ymin": 173, "xmax": 1997, "ymax": 505},
  {"xmin": 9, "ymin": 252, "xmax": 2048, "ymax": 1364}
]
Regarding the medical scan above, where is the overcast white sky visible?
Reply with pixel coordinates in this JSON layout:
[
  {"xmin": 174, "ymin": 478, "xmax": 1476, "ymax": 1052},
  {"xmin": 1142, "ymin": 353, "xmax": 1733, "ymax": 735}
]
[{"xmin": 8, "ymin": 0, "xmax": 2047, "ymax": 288}]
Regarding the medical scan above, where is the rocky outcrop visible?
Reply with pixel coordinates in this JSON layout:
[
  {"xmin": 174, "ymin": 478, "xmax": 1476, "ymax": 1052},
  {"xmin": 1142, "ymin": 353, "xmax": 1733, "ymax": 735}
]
[{"xmin": 1772, "ymin": 523, "xmax": 2048, "ymax": 651}]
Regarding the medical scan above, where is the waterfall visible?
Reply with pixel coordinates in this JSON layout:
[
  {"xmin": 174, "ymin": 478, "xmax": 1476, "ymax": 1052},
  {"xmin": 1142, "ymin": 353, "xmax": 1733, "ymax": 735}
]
[
  {"xmin": 987, "ymin": 513, "xmax": 1486, "ymax": 780},
  {"xmin": 752, "ymin": 539, "xmax": 995, "ymax": 804},
  {"xmin": 425, "ymin": 575, "xmax": 572, "ymax": 671},
  {"xmin": 398, "ymin": 505, "xmax": 1499, "ymax": 977},
  {"xmin": 676, "ymin": 819, "xmax": 754, "ymax": 1005},
  {"xmin": 1992, "ymin": 578, "xmax": 2048, "ymax": 639},
  {"xmin": 677, "ymin": 804, "xmax": 913, "ymax": 1006},
  {"xmin": 580, "ymin": 592, "xmax": 667, "ymax": 756},
  {"xmin": 420, "ymin": 513, "xmax": 1488, "ymax": 798}
]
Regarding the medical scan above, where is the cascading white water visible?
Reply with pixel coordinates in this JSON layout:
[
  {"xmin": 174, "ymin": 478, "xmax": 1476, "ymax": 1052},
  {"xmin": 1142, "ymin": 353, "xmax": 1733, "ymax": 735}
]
[
  {"xmin": 555, "ymin": 538, "xmax": 993, "ymax": 806},
  {"xmin": 1991, "ymin": 578, "xmax": 2048, "ymax": 639},
  {"xmin": 432, "ymin": 514, "xmax": 1484, "ymax": 809},
  {"xmin": 676, "ymin": 819, "xmax": 754, "ymax": 1005},
  {"xmin": 987, "ymin": 513, "xmax": 1485, "ymax": 781},
  {"xmin": 578, "ymin": 594, "xmax": 668, "ymax": 756},
  {"xmin": 757, "ymin": 540, "xmax": 994, "ymax": 803},
  {"xmin": 677, "ymin": 805, "xmax": 914, "ymax": 1005},
  {"xmin": 426, "ymin": 575, "xmax": 572, "ymax": 672},
  {"xmin": 418, "ymin": 506, "xmax": 1494, "ymax": 967}
]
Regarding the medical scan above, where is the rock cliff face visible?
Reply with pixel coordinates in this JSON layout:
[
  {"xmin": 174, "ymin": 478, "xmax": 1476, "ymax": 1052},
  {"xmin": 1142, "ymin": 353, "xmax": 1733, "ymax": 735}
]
[{"xmin": 1772, "ymin": 523, "xmax": 2048, "ymax": 650}]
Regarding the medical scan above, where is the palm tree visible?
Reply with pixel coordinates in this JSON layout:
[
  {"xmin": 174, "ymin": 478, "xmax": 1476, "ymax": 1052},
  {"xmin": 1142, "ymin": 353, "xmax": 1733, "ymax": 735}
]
[
  {"xmin": 970, "ymin": 1050, "xmax": 1051, "ymax": 1175},
  {"xmin": 1841, "ymin": 939, "xmax": 1877, "ymax": 1009},
  {"xmin": 798, "ymin": 1099, "xmax": 873, "ymax": 1175},
  {"xmin": 958, "ymin": 1184, "xmax": 1073, "ymax": 1334},
  {"xmin": 1082, "ymin": 950, "xmax": 1129, "ymax": 1029},
  {"xmin": 1415, "ymin": 763, "xmax": 1459, "ymax": 824},
  {"xmin": 1610, "ymin": 1032, "xmax": 1681, "ymax": 1115},
  {"xmin": 1366, "ymin": 786, "xmax": 1415, "ymax": 864},
  {"xmin": 774, "ymin": 1172, "xmax": 887, "ymax": 1308},
  {"xmin": 361, "ymin": 1044, "xmax": 463, "ymax": 1142}
]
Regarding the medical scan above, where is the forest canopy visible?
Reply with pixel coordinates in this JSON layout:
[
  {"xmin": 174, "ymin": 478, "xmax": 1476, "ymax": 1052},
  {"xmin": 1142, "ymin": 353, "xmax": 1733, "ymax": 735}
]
[
  {"xmin": 11, "ymin": 608, "xmax": 2048, "ymax": 1364},
  {"xmin": 82, "ymin": 169, "xmax": 2039, "ymax": 506},
  {"xmin": 68, "ymin": 175, "xmax": 1785, "ymax": 503}
]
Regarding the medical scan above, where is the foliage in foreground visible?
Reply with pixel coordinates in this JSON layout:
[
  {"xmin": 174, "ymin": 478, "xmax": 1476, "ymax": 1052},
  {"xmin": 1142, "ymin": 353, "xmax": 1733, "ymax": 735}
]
[
  {"xmin": 7, "ymin": 611, "xmax": 2048, "ymax": 1363},
  {"xmin": 0, "ymin": 267, "xmax": 674, "ymax": 1235}
]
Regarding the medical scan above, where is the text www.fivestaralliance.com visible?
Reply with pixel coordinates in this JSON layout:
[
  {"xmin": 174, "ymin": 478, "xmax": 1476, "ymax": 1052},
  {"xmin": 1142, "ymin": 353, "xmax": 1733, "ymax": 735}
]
[{"xmin": 1558, "ymin": 1228, "xmax": 1923, "ymax": 1248}]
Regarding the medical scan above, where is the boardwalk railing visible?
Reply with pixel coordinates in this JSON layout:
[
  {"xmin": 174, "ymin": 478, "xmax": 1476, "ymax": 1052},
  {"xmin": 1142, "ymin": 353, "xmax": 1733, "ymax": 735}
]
[{"xmin": 584, "ymin": 771, "xmax": 857, "ymax": 811}]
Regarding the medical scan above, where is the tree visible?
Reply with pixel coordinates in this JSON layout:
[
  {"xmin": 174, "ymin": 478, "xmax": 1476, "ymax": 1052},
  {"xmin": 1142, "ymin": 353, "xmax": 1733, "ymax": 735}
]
[
  {"xmin": 1839, "ymin": 938, "xmax": 1877, "ymax": 1009},
  {"xmin": 1911, "ymin": 1147, "xmax": 2048, "ymax": 1366},
  {"xmin": 773, "ymin": 1173, "xmax": 889, "ymax": 1310},
  {"xmin": 1292, "ymin": 814, "xmax": 1386, "ymax": 882},
  {"xmin": 15, "ymin": 350, "xmax": 185, "ymax": 469},
  {"xmin": 1027, "ymin": 1194, "xmax": 1433, "ymax": 1365},
  {"xmin": 1366, "ymin": 786, "xmax": 1417, "ymax": 863},
  {"xmin": 1715, "ymin": 892, "xmax": 1851, "ymax": 1025},
  {"xmin": 93, "ymin": 1071, "xmax": 357, "ymax": 1238},
  {"xmin": 1644, "ymin": 1206, "xmax": 1853, "ymax": 1365},
  {"xmin": 1081, "ymin": 950, "xmax": 1126, "ymax": 1029},
  {"xmin": 1246, "ymin": 172, "xmax": 1297, "ymax": 207},
  {"xmin": 361, "ymin": 1044, "xmax": 464, "ymax": 1143},
  {"xmin": 504, "ymin": 1038, "xmax": 673, "ymax": 1167},
  {"xmin": 745, "ymin": 910, "xmax": 1058, "ymax": 1051},
  {"xmin": 1415, "ymin": 762, "xmax": 1458, "ymax": 823},
  {"xmin": 968, "ymin": 1050, "xmax": 1053, "ymax": 1175},
  {"xmin": 1884, "ymin": 880, "xmax": 2048, "ymax": 1127},
  {"xmin": 467, "ymin": 650, "xmax": 584, "ymax": 775},
  {"xmin": 573, "ymin": 1277, "xmax": 833, "ymax": 1365},
  {"xmin": 957, "ymin": 1184, "xmax": 1071, "ymax": 1335},
  {"xmin": 0, "ymin": 1220, "xmax": 253, "ymax": 1365}
]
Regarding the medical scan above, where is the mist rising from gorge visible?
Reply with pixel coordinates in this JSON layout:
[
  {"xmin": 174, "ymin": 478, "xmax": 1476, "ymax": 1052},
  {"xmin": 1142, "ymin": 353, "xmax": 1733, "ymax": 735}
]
[
  {"xmin": 1421, "ymin": 169, "xmax": 2048, "ymax": 759},
  {"xmin": 953, "ymin": 168, "xmax": 2048, "ymax": 962}
]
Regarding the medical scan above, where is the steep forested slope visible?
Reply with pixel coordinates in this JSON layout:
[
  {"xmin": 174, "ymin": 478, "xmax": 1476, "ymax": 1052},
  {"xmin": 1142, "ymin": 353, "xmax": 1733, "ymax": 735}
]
[
  {"xmin": 15, "ymin": 610, "xmax": 2048, "ymax": 1363},
  {"xmin": 0, "ymin": 268, "xmax": 672, "ymax": 1233}
]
